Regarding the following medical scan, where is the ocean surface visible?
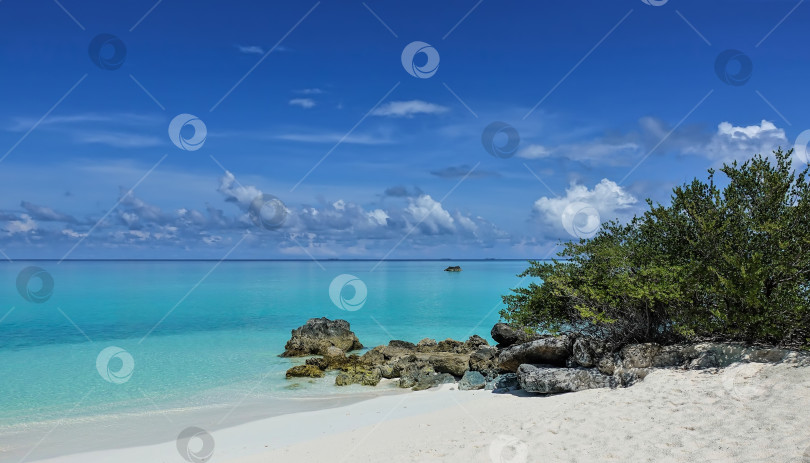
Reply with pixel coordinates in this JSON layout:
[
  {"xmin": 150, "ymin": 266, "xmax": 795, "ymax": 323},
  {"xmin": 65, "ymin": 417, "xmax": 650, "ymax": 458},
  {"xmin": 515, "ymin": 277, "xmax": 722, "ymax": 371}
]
[{"xmin": 0, "ymin": 260, "xmax": 534, "ymax": 437}]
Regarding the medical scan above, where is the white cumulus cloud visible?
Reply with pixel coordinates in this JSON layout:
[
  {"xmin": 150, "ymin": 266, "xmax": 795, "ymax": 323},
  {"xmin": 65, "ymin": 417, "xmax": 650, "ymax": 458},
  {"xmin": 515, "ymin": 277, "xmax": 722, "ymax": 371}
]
[
  {"xmin": 289, "ymin": 98, "xmax": 316, "ymax": 109},
  {"xmin": 534, "ymin": 179, "xmax": 639, "ymax": 239},
  {"xmin": 404, "ymin": 194, "xmax": 456, "ymax": 235},
  {"xmin": 237, "ymin": 45, "xmax": 264, "ymax": 55},
  {"xmin": 517, "ymin": 144, "xmax": 551, "ymax": 159},
  {"xmin": 5, "ymin": 214, "xmax": 37, "ymax": 234},
  {"xmin": 690, "ymin": 120, "xmax": 788, "ymax": 164},
  {"xmin": 371, "ymin": 100, "xmax": 449, "ymax": 118}
]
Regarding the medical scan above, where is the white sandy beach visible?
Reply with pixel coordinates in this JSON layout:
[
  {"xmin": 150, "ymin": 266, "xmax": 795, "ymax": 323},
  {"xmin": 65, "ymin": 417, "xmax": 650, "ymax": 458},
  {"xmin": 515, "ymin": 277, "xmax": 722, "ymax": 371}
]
[{"xmin": 29, "ymin": 361, "xmax": 810, "ymax": 463}]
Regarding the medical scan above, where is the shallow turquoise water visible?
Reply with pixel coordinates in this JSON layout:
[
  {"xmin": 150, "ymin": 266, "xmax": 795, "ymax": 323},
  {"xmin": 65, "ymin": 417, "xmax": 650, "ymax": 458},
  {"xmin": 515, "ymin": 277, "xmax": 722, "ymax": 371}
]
[{"xmin": 0, "ymin": 260, "xmax": 533, "ymax": 427}]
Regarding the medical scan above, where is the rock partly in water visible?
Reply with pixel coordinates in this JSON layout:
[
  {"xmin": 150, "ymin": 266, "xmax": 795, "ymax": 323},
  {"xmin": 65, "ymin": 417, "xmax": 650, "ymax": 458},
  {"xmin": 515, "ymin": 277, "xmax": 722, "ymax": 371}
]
[
  {"xmin": 285, "ymin": 364, "xmax": 325, "ymax": 378},
  {"xmin": 518, "ymin": 364, "xmax": 617, "ymax": 394},
  {"xmin": 490, "ymin": 323, "xmax": 537, "ymax": 348},
  {"xmin": 443, "ymin": 266, "xmax": 462, "ymax": 272},
  {"xmin": 335, "ymin": 367, "xmax": 382, "ymax": 386},
  {"xmin": 323, "ymin": 346, "xmax": 348, "ymax": 366},
  {"xmin": 497, "ymin": 336, "xmax": 573, "ymax": 372},
  {"xmin": 458, "ymin": 370, "xmax": 486, "ymax": 390},
  {"xmin": 382, "ymin": 355, "xmax": 418, "ymax": 379},
  {"xmin": 359, "ymin": 347, "xmax": 386, "ymax": 367},
  {"xmin": 305, "ymin": 356, "xmax": 328, "ymax": 370},
  {"xmin": 305, "ymin": 347, "xmax": 356, "ymax": 371},
  {"xmin": 281, "ymin": 318, "xmax": 363, "ymax": 357}
]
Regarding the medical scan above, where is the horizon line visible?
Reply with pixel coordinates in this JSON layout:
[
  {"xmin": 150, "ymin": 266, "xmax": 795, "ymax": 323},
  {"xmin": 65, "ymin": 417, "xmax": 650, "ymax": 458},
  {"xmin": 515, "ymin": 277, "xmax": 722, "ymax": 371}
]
[{"xmin": 0, "ymin": 258, "xmax": 557, "ymax": 262}]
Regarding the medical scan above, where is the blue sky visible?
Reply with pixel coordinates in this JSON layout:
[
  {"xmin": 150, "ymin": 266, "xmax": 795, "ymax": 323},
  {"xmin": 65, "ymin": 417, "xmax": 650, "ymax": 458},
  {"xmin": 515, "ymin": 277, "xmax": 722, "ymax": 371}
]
[{"xmin": 1, "ymin": 0, "xmax": 808, "ymax": 259}]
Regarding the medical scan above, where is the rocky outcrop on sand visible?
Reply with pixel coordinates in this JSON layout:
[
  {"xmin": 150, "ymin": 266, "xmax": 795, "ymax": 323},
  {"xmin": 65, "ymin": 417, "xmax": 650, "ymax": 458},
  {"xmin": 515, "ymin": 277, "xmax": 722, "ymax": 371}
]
[
  {"xmin": 512, "ymin": 338, "xmax": 810, "ymax": 394},
  {"xmin": 491, "ymin": 373, "xmax": 519, "ymax": 392},
  {"xmin": 283, "ymin": 318, "xmax": 809, "ymax": 395},
  {"xmin": 281, "ymin": 317, "xmax": 363, "ymax": 357},
  {"xmin": 518, "ymin": 365, "xmax": 618, "ymax": 393},
  {"xmin": 282, "ymin": 318, "xmax": 500, "ymax": 390}
]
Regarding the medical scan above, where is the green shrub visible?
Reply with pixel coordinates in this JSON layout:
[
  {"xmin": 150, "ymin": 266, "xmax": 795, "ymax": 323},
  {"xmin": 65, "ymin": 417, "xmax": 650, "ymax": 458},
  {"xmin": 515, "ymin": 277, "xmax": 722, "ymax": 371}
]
[{"xmin": 501, "ymin": 149, "xmax": 810, "ymax": 346}]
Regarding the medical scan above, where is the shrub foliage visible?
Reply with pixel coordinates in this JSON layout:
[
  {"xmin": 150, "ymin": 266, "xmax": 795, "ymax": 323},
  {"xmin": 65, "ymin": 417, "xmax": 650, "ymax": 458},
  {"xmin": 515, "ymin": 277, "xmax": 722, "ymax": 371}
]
[{"xmin": 502, "ymin": 149, "xmax": 810, "ymax": 346}]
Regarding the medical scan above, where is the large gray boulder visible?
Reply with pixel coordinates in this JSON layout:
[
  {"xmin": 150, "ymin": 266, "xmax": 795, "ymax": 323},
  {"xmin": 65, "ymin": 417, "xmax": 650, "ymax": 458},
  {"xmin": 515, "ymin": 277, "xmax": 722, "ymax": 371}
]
[
  {"xmin": 746, "ymin": 347, "xmax": 791, "ymax": 363},
  {"xmin": 425, "ymin": 352, "xmax": 470, "ymax": 377},
  {"xmin": 612, "ymin": 366, "xmax": 651, "ymax": 387},
  {"xmin": 497, "ymin": 336, "xmax": 573, "ymax": 372},
  {"xmin": 597, "ymin": 354, "xmax": 618, "ymax": 376},
  {"xmin": 572, "ymin": 337, "xmax": 606, "ymax": 367},
  {"xmin": 651, "ymin": 345, "xmax": 686, "ymax": 367},
  {"xmin": 398, "ymin": 362, "xmax": 435, "ymax": 388},
  {"xmin": 458, "ymin": 370, "xmax": 486, "ymax": 390},
  {"xmin": 489, "ymin": 373, "xmax": 520, "ymax": 392},
  {"xmin": 398, "ymin": 362, "xmax": 454, "ymax": 390},
  {"xmin": 518, "ymin": 364, "xmax": 618, "ymax": 394},
  {"xmin": 491, "ymin": 323, "xmax": 537, "ymax": 348},
  {"xmin": 620, "ymin": 343, "xmax": 661, "ymax": 368},
  {"xmin": 413, "ymin": 373, "xmax": 455, "ymax": 391},
  {"xmin": 674, "ymin": 343, "xmax": 747, "ymax": 370},
  {"xmin": 281, "ymin": 318, "xmax": 363, "ymax": 357},
  {"xmin": 469, "ymin": 345, "xmax": 499, "ymax": 377}
]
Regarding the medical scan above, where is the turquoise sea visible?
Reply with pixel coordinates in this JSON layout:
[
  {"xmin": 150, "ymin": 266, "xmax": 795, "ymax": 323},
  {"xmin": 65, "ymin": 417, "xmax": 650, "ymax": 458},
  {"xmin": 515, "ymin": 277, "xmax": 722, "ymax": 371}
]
[{"xmin": 0, "ymin": 260, "xmax": 534, "ymax": 458}]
